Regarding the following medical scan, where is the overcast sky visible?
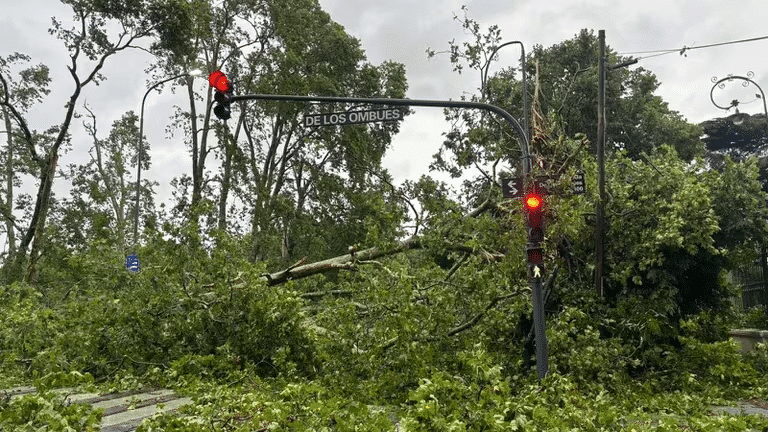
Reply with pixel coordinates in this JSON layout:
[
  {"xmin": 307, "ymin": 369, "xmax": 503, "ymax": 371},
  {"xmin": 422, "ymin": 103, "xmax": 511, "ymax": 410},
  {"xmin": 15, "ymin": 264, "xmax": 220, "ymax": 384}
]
[
  {"xmin": 313, "ymin": 0, "xmax": 768, "ymax": 178},
  {"xmin": 2, "ymin": 0, "xmax": 768, "ymax": 236}
]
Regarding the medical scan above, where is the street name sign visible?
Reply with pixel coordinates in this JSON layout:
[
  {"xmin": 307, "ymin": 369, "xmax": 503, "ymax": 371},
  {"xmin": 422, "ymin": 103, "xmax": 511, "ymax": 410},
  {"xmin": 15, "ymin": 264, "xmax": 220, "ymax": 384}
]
[
  {"xmin": 533, "ymin": 176, "xmax": 554, "ymax": 195},
  {"xmin": 126, "ymin": 253, "xmax": 140, "ymax": 273},
  {"xmin": 304, "ymin": 108, "xmax": 404, "ymax": 127},
  {"xmin": 502, "ymin": 172, "xmax": 586, "ymax": 198}
]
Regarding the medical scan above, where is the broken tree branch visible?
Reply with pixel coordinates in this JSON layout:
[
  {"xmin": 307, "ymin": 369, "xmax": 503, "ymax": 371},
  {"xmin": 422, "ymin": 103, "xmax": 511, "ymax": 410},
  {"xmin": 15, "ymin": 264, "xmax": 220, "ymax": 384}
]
[
  {"xmin": 376, "ymin": 287, "xmax": 529, "ymax": 352},
  {"xmin": 261, "ymin": 236, "xmax": 422, "ymax": 286},
  {"xmin": 261, "ymin": 198, "xmax": 501, "ymax": 287},
  {"xmin": 447, "ymin": 290, "xmax": 528, "ymax": 337}
]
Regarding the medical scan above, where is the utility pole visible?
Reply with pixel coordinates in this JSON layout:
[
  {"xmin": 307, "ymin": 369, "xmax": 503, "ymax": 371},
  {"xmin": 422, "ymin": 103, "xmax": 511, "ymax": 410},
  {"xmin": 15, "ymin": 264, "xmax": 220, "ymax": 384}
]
[{"xmin": 595, "ymin": 30, "xmax": 606, "ymax": 297}]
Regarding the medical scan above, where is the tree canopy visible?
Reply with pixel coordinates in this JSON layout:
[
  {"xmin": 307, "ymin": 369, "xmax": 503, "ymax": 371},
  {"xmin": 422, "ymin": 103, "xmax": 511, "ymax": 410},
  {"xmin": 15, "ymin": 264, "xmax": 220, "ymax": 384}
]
[{"xmin": 4, "ymin": 4, "xmax": 768, "ymax": 431}]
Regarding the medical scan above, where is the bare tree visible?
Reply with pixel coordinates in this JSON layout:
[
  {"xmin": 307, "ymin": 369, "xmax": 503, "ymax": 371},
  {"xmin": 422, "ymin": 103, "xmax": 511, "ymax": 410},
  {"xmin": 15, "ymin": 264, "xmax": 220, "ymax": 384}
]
[{"xmin": 0, "ymin": 3, "xmax": 155, "ymax": 282}]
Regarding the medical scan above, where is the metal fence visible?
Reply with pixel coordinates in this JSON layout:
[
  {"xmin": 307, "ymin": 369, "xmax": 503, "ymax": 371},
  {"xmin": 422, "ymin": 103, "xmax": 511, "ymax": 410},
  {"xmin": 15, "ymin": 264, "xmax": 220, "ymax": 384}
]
[
  {"xmin": 741, "ymin": 282, "xmax": 768, "ymax": 310},
  {"xmin": 731, "ymin": 260, "xmax": 768, "ymax": 310}
]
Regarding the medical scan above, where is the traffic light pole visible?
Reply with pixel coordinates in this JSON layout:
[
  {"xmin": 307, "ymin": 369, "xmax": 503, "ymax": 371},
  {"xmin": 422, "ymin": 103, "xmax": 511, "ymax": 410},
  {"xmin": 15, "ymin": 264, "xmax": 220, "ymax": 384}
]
[
  {"xmin": 230, "ymin": 93, "xmax": 530, "ymax": 171},
  {"xmin": 228, "ymin": 92, "xmax": 549, "ymax": 380},
  {"xmin": 530, "ymin": 273, "xmax": 548, "ymax": 378}
]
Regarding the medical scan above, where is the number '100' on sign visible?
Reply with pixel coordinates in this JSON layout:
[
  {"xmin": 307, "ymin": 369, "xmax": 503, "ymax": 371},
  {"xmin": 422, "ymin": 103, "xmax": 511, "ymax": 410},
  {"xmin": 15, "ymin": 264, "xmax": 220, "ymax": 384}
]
[{"xmin": 572, "ymin": 172, "xmax": 585, "ymax": 195}]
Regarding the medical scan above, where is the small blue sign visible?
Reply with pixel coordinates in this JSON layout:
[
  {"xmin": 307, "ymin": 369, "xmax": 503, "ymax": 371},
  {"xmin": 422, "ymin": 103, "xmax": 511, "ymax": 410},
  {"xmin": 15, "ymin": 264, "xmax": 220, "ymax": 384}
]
[{"xmin": 126, "ymin": 254, "xmax": 140, "ymax": 273}]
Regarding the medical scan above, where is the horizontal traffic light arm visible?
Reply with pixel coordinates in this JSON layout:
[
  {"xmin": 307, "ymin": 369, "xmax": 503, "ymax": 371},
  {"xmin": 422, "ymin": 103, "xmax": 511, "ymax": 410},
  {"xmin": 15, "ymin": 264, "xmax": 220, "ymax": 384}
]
[{"xmin": 227, "ymin": 93, "xmax": 531, "ymax": 176}]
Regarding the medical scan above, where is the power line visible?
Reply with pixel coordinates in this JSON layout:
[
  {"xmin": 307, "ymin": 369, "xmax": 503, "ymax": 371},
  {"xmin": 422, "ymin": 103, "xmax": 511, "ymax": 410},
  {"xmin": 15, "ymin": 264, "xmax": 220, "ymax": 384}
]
[
  {"xmin": 620, "ymin": 48, "xmax": 677, "ymax": 55},
  {"xmin": 634, "ymin": 50, "xmax": 679, "ymax": 60},
  {"xmin": 619, "ymin": 34, "xmax": 768, "ymax": 60}
]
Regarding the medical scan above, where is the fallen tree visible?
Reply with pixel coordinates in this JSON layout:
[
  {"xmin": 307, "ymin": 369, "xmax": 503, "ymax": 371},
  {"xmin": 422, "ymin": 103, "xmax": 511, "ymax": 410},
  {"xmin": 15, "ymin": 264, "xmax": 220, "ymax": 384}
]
[
  {"xmin": 261, "ymin": 235, "xmax": 422, "ymax": 286},
  {"xmin": 260, "ymin": 197, "xmax": 503, "ymax": 286}
]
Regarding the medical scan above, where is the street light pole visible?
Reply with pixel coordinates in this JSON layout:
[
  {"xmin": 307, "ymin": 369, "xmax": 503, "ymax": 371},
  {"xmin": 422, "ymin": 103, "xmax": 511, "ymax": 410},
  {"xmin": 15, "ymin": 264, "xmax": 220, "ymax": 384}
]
[
  {"xmin": 710, "ymin": 71, "xmax": 768, "ymax": 306},
  {"xmin": 480, "ymin": 43, "xmax": 546, "ymax": 375},
  {"xmin": 132, "ymin": 70, "xmax": 202, "ymax": 253},
  {"xmin": 710, "ymin": 72, "xmax": 768, "ymax": 138}
]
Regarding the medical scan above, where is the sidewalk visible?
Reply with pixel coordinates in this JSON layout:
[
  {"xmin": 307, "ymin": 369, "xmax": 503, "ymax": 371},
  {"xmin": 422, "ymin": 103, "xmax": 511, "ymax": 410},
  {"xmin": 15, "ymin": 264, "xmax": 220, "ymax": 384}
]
[
  {"xmin": 2, "ymin": 386, "xmax": 192, "ymax": 432},
  {"xmin": 711, "ymin": 398, "xmax": 768, "ymax": 417}
]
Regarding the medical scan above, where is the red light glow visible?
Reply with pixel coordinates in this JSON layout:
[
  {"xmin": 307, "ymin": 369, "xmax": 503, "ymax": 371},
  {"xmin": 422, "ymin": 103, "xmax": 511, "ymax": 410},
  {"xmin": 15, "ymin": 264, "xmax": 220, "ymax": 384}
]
[
  {"xmin": 208, "ymin": 70, "xmax": 231, "ymax": 92},
  {"xmin": 524, "ymin": 193, "xmax": 542, "ymax": 211}
]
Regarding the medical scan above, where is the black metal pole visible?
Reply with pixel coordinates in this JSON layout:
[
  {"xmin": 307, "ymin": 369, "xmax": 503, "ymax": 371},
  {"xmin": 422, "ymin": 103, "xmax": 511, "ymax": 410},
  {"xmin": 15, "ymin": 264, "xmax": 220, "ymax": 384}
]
[
  {"xmin": 230, "ymin": 93, "xmax": 530, "ymax": 172},
  {"xmin": 133, "ymin": 72, "xmax": 199, "ymax": 252},
  {"xmin": 596, "ymin": 30, "xmax": 606, "ymax": 297},
  {"xmin": 530, "ymin": 274, "xmax": 548, "ymax": 378},
  {"xmin": 482, "ymin": 41, "xmax": 546, "ymax": 380},
  {"xmin": 485, "ymin": 41, "xmax": 529, "ymax": 142},
  {"xmin": 230, "ymin": 92, "xmax": 545, "ymax": 377}
]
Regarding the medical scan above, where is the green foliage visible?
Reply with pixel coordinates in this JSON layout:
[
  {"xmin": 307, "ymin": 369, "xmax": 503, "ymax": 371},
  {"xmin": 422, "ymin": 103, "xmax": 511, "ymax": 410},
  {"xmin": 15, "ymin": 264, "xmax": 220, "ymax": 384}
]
[
  {"xmin": 6, "ymin": 222, "xmax": 768, "ymax": 430},
  {"xmin": 0, "ymin": 54, "xmax": 51, "ymax": 113},
  {"xmin": 701, "ymin": 113, "xmax": 768, "ymax": 159},
  {"xmin": 0, "ymin": 389, "xmax": 102, "ymax": 431},
  {"xmin": 7, "ymin": 8, "xmax": 768, "ymax": 430},
  {"xmin": 399, "ymin": 346, "xmax": 515, "ymax": 431},
  {"xmin": 530, "ymin": 29, "xmax": 703, "ymax": 160},
  {"xmin": 740, "ymin": 306, "xmax": 768, "ymax": 329},
  {"xmin": 148, "ymin": 0, "xmax": 212, "ymax": 61},
  {"xmin": 606, "ymin": 147, "xmax": 719, "ymax": 289},
  {"xmin": 598, "ymin": 146, "xmax": 767, "ymax": 318},
  {"xmin": 185, "ymin": 0, "xmax": 412, "ymax": 265},
  {"xmin": 547, "ymin": 306, "xmax": 631, "ymax": 390},
  {"xmin": 140, "ymin": 375, "xmax": 395, "ymax": 431},
  {"xmin": 709, "ymin": 157, "xmax": 768, "ymax": 258},
  {"xmin": 33, "ymin": 370, "xmax": 95, "ymax": 393},
  {"xmin": 0, "ymin": 226, "xmax": 320, "ymax": 384},
  {"xmin": 434, "ymin": 18, "xmax": 703, "ymax": 164}
]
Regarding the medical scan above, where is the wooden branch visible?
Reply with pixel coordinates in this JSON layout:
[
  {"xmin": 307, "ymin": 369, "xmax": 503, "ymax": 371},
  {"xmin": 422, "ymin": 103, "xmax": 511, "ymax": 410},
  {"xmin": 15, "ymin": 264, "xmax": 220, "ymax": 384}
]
[
  {"xmin": 444, "ymin": 253, "xmax": 470, "ymax": 280},
  {"xmin": 376, "ymin": 289, "xmax": 527, "ymax": 353},
  {"xmin": 261, "ymin": 198, "xmax": 501, "ymax": 287},
  {"xmin": 0, "ymin": 75, "xmax": 37, "ymax": 164},
  {"xmin": 447, "ymin": 291, "xmax": 526, "ymax": 337},
  {"xmin": 261, "ymin": 236, "xmax": 421, "ymax": 286},
  {"xmin": 378, "ymin": 337, "xmax": 399, "ymax": 352}
]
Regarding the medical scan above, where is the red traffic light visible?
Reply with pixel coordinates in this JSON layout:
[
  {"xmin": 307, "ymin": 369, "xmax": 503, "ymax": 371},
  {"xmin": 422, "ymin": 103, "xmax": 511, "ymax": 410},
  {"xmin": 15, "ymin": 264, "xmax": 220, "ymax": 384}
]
[
  {"xmin": 523, "ymin": 193, "xmax": 543, "ymax": 212},
  {"xmin": 208, "ymin": 70, "xmax": 231, "ymax": 93},
  {"xmin": 209, "ymin": 70, "xmax": 233, "ymax": 120},
  {"xmin": 523, "ymin": 192, "xmax": 544, "ymax": 243}
]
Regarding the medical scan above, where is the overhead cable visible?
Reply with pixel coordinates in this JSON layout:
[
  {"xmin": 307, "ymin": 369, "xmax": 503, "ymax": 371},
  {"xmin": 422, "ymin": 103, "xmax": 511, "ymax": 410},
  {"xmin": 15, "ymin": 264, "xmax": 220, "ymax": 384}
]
[{"xmin": 619, "ymin": 34, "xmax": 768, "ymax": 60}]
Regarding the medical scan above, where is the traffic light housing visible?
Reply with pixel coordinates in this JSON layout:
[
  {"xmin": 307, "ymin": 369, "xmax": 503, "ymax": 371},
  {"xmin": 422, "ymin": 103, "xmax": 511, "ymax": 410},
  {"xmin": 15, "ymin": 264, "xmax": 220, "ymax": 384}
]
[
  {"xmin": 527, "ymin": 246, "xmax": 544, "ymax": 267},
  {"xmin": 523, "ymin": 192, "xmax": 545, "ymax": 269},
  {"xmin": 523, "ymin": 192, "xmax": 544, "ymax": 243},
  {"xmin": 209, "ymin": 70, "xmax": 233, "ymax": 120}
]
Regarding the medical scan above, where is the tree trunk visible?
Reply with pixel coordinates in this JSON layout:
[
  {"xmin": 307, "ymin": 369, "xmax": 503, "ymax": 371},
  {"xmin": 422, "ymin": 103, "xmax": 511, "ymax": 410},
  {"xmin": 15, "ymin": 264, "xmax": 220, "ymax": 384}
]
[
  {"xmin": 189, "ymin": 76, "xmax": 206, "ymax": 210},
  {"xmin": 26, "ymin": 151, "xmax": 58, "ymax": 284},
  {"xmin": 261, "ymin": 236, "xmax": 422, "ymax": 286},
  {"xmin": 218, "ymin": 120, "xmax": 238, "ymax": 231},
  {"xmin": 2, "ymin": 106, "xmax": 15, "ymax": 257}
]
